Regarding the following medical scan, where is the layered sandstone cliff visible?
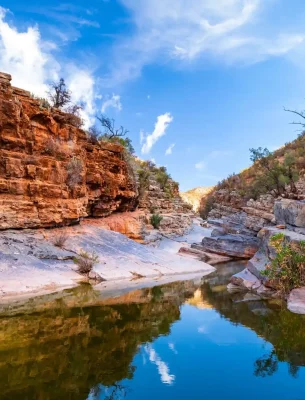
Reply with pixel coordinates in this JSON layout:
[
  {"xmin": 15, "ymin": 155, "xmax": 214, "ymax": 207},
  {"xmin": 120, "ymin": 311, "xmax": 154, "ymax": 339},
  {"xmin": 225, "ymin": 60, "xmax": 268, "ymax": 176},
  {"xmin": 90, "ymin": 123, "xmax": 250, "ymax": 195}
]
[
  {"xmin": 0, "ymin": 72, "xmax": 138, "ymax": 229},
  {"xmin": 0, "ymin": 71, "xmax": 194, "ymax": 239}
]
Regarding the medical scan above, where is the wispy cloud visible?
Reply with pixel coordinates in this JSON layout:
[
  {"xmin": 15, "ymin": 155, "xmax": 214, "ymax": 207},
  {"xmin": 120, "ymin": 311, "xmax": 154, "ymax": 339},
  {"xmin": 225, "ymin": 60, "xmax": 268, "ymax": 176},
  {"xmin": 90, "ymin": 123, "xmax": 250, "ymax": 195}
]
[
  {"xmin": 106, "ymin": 0, "xmax": 305, "ymax": 85},
  {"xmin": 168, "ymin": 342, "xmax": 178, "ymax": 354},
  {"xmin": 141, "ymin": 112, "xmax": 173, "ymax": 154},
  {"xmin": 144, "ymin": 344, "xmax": 175, "ymax": 385},
  {"xmin": 101, "ymin": 94, "xmax": 122, "ymax": 113},
  {"xmin": 165, "ymin": 143, "xmax": 175, "ymax": 155}
]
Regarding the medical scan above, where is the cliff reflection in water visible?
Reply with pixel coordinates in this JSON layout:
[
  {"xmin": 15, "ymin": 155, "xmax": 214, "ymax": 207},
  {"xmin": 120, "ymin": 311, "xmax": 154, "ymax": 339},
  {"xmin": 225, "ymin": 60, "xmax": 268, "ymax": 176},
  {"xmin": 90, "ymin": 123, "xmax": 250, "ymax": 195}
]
[
  {"xmin": 1, "ymin": 262, "xmax": 305, "ymax": 399},
  {"xmin": 0, "ymin": 281, "xmax": 196, "ymax": 400}
]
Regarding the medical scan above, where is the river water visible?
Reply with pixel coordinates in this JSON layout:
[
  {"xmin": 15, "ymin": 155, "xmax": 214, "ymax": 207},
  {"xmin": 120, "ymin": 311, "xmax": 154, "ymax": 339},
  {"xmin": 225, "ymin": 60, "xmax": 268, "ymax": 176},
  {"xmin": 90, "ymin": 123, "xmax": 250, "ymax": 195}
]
[{"xmin": 1, "ymin": 259, "xmax": 305, "ymax": 400}]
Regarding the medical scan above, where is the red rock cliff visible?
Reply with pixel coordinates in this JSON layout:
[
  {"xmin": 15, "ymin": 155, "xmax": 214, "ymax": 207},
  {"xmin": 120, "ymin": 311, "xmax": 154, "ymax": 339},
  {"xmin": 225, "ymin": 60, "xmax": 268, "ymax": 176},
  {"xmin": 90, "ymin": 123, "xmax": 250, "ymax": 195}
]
[{"xmin": 0, "ymin": 72, "xmax": 137, "ymax": 229}]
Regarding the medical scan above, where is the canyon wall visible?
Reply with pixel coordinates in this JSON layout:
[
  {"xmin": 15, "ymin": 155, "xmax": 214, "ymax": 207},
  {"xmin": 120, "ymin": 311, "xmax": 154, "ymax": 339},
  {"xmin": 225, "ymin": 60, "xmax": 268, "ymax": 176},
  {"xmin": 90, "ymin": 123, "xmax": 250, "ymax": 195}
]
[
  {"xmin": 0, "ymin": 71, "xmax": 192, "ymax": 234},
  {"xmin": 0, "ymin": 72, "xmax": 138, "ymax": 229}
]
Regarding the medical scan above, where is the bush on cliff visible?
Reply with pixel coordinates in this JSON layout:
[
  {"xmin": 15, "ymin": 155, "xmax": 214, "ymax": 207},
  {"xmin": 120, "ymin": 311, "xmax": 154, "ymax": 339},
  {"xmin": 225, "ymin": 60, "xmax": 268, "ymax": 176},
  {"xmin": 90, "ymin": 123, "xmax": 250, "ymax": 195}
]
[
  {"xmin": 66, "ymin": 157, "xmax": 83, "ymax": 188},
  {"xmin": 262, "ymin": 233, "xmax": 305, "ymax": 295},
  {"xmin": 200, "ymin": 195, "xmax": 216, "ymax": 220},
  {"xmin": 150, "ymin": 214, "xmax": 163, "ymax": 229}
]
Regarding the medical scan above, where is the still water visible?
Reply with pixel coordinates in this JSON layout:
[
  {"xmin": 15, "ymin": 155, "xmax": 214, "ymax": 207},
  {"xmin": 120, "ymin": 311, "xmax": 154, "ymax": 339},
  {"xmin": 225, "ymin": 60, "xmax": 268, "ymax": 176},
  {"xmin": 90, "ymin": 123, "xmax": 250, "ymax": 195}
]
[{"xmin": 1, "ymin": 262, "xmax": 305, "ymax": 400}]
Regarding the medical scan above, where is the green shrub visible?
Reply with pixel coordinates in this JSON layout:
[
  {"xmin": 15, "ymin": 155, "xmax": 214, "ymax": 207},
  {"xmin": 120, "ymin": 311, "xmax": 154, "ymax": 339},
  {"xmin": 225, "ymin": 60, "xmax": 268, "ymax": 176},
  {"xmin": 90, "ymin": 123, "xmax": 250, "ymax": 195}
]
[
  {"xmin": 150, "ymin": 214, "xmax": 163, "ymax": 229},
  {"xmin": 262, "ymin": 233, "xmax": 305, "ymax": 295},
  {"xmin": 200, "ymin": 195, "xmax": 215, "ymax": 219},
  {"xmin": 138, "ymin": 168, "xmax": 151, "ymax": 196},
  {"xmin": 73, "ymin": 250, "xmax": 99, "ymax": 275},
  {"xmin": 155, "ymin": 167, "xmax": 170, "ymax": 189}
]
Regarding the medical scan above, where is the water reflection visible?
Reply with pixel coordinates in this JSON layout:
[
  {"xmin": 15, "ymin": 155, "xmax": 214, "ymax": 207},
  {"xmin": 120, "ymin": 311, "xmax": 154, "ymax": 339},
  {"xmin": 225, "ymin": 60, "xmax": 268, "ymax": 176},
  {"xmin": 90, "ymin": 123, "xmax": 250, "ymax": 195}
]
[{"xmin": 1, "ymin": 261, "xmax": 305, "ymax": 399}]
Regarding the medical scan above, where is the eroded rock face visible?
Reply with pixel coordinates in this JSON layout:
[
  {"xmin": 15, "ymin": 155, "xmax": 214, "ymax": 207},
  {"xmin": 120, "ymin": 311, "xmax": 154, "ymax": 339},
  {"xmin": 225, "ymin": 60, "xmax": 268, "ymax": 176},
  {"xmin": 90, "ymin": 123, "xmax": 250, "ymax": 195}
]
[
  {"xmin": 0, "ymin": 73, "xmax": 137, "ymax": 229},
  {"xmin": 199, "ymin": 234, "xmax": 259, "ymax": 259},
  {"xmin": 274, "ymin": 199, "xmax": 305, "ymax": 228},
  {"xmin": 228, "ymin": 227, "xmax": 305, "ymax": 301}
]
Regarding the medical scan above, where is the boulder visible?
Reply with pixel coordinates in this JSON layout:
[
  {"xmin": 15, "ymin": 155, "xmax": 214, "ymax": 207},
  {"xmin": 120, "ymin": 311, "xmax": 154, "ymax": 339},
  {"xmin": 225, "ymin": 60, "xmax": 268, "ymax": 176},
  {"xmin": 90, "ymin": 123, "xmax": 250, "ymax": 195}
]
[
  {"xmin": 258, "ymin": 226, "xmax": 305, "ymax": 260},
  {"xmin": 247, "ymin": 250, "xmax": 270, "ymax": 279},
  {"xmin": 200, "ymin": 234, "xmax": 259, "ymax": 259},
  {"xmin": 230, "ymin": 268, "xmax": 262, "ymax": 291},
  {"xmin": 228, "ymin": 267, "xmax": 275, "ymax": 298},
  {"xmin": 288, "ymin": 288, "xmax": 305, "ymax": 314},
  {"xmin": 88, "ymin": 270, "xmax": 104, "ymax": 282},
  {"xmin": 274, "ymin": 199, "xmax": 305, "ymax": 228}
]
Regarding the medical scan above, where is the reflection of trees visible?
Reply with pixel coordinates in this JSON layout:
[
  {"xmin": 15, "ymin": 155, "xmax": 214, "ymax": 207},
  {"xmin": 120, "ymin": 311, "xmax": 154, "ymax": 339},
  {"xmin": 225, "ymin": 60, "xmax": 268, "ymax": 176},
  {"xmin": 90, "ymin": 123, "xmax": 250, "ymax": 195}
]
[
  {"xmin": 254, "ymin": 351, "xmax": 278, "ymax": 377},
  {"xmin": 200, "ymin": 267, "xmax": 305, "ymax": 379},
  {"xmin": 0, "ymin": 280, "xmax": 196, "ymax": 400},
  {"xmin": 90, "ymin": 383, "xmax": 129, "ymax": 400}
]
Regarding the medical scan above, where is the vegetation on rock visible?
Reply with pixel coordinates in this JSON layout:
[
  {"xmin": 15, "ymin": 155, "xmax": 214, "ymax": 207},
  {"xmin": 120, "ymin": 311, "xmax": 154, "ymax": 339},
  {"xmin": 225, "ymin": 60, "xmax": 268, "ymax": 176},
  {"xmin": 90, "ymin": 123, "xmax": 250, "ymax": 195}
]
[
  {"xmin": 150, "ymin": 214, "xmax": 163, "ymax": 229},
  {"xmin": 262, "ymin": 233, "xmax": 305, "ymax": 295},
  {"xmin": 48, "ymin": 78, "xmax": 72, "ymax": 109},
  {"xmin": 137, "ymin": 161, "xmax": 178, "ymax": 200},
  {"xmin": 66, "ymin": 157, "xmax": 83, "ymax": 189},
  {"xmin": 200, "ymin": 130, "xmax": 305, "ymax": 219},
  {"xmin": 53, "ymin": 232, "xmax": 69, "ymax": 249},
  {"xmin": 73, "ymin": 250, "xmax": 99, "ymax": 275}
]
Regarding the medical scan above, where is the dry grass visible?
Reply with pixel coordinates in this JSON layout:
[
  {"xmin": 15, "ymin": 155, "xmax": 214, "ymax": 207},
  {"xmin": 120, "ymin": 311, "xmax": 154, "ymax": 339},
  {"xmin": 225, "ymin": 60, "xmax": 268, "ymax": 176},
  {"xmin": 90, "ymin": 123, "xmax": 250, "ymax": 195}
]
[
  {"xmin": 53, "ymin": 232, "xmax": 69, "ymax": 248},
  {"xmin": 44, "ymin": 137, "xmax": 60, "ymax": 156},
  {"xmin": 66, "ymin": 157, "xmax": 83, "ymax": 188}
]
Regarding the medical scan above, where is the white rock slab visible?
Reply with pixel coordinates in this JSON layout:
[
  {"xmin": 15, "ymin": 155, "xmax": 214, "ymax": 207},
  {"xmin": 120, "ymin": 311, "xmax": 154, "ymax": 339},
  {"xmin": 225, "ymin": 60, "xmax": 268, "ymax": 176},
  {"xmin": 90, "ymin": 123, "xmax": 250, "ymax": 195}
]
[{"xmin": 288, "ymin": 287, "xmax": 305, "ymax": 314}]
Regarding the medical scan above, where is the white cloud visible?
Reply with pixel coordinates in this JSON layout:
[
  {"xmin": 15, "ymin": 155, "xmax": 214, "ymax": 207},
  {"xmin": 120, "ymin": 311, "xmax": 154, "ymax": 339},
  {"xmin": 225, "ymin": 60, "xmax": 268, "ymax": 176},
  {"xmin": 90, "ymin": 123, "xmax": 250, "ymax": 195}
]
[
  {"xmin": 107, "ymin": 0, "xmax": 304, "ymax": 84},
  {"xmin": 141, "ymin": 112, "xmax": 173, "ymax": 154},
  {"xmin": 168, "ymin": 342, "xmax": 178, "ymax": 354},
  {"xmin": 145, "ymin": 344, "xmax": 175, "ymax": 385},
  {"xmin": 68, "ymin": 67, "xmax": 96, "ymax": 128},
  {"xmin": 101, "ymin": 94, "xmax": 122, "ymax": 113},
  {"xmin": 165, "ymin": 143, "xmax": 175, "ymax": 155},
  {"xmin": 0, "ymin": 6, "xmax": 59, "ymax": 96},
  {"xmin": 195, "ymin": 160, "xmax": 206, "ymax": 170},
  {"xmin": 0, "ymin": 7, "xmax": 100, "ymax": 129}
]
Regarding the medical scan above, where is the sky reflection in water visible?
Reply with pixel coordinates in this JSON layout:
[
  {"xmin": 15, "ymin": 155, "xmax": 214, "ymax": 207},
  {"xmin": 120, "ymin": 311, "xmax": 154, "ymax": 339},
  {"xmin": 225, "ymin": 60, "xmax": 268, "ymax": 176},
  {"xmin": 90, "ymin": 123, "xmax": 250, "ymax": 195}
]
[{"xmin": 1, "ymin": 262, "xmax": 305, "ymax": 400}]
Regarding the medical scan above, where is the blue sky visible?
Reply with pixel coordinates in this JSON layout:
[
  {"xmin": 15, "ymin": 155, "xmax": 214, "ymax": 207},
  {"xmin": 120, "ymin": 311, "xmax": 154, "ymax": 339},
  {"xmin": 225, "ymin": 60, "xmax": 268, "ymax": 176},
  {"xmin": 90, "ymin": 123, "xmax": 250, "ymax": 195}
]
[{"xmin": 1, "ymin": 1, "xmax": 305, "ymax": 191}]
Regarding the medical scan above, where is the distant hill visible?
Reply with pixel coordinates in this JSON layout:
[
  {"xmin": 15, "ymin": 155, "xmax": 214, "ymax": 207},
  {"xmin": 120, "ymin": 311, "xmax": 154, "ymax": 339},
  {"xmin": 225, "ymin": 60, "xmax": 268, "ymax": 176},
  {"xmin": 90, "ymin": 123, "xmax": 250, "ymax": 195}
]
[{"xmin": 180, "ymin": 187, "xmax": 214, "ymax": 212}]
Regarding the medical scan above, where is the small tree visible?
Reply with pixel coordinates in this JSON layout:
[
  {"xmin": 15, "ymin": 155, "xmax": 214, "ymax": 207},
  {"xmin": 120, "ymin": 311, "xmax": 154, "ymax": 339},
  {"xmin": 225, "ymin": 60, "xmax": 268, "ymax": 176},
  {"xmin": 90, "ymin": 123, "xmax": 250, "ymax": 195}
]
[
  {"xmin": 96, "ymin": 115, "xmax": 129, "ymax": 139},
  {"xmin": 48, "ymin": 78, "xmax": 71, "ymax": 109},
  {"xmin": 250, "ymin": 147, "xmax": 287, "ymax": 197},
  {"xmin": 284, "ymin": 152, "xmax": 298, "ymax": 194},
  {"xmin": 284, "ymin": 106, "xmax": 305, "ymax": 130}
]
